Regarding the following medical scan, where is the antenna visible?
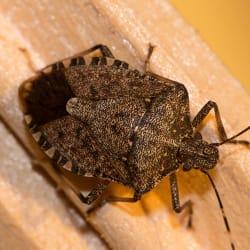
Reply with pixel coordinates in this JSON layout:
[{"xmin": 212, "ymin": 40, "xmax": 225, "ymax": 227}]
[
  {"xmin": 212, "ymin": 126, "xmax": 249, "ymax": 147},
  {"xmin": 202, "ymin": 171, "xmax": 235, "ymax": 250}
]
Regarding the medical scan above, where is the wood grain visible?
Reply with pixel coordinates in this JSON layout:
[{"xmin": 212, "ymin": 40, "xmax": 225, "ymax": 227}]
[{"xmin": 0, "ymin": 1, "xmax": 249, "ymax": 250}]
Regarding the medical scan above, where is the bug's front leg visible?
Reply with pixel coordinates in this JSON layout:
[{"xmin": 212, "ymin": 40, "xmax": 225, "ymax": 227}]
[
  {"xmin": 192, "ymin": 101, "xmax": 249, "ymax": 145},
  {"xmin": 192, "ymin": 101, "xmax": 227, "ymax": 140},
  {"xmin": 169, "ymin": 173, "xmax": 193, "ymax": 228}
]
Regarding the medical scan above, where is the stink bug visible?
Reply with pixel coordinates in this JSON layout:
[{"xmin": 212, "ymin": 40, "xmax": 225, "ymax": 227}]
[{"xmin": 16, "ymin": 44, "xmax": 249, "ymax": 249}]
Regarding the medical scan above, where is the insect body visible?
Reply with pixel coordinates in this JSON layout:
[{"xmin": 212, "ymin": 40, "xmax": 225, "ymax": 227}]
[{"xmin": 20, "ymin": 45, "xmax": 249, "ymax": 249}]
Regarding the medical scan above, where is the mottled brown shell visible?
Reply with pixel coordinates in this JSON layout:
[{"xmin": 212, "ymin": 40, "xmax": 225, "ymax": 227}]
[{"xmin": 20, "ymin": 56, "xmax": 193, "ymax": 195}]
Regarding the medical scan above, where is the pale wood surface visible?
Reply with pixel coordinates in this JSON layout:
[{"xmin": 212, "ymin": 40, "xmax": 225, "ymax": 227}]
[{"xmin": 0, "ymin": 1, "xmax": 249, "ymax": 250}]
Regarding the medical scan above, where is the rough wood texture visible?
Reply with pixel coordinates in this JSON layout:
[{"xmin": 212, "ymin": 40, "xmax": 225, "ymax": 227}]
[{"xmin": 0, "ymin": 1, "xmax": 249, "ymax": 250}]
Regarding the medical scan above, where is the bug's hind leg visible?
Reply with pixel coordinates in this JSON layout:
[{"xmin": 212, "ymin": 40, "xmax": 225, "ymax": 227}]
[
  {"xmin": 80, "ymin": 44, "xmax": 115, "ymax": 58},
  {"xmin": 144, "ymin": 43, "xmax": 156, "ymax": 73},
  {"xmin": 78, "ymin": 183, "xmax": 109, "ymax": 205},
  {"xmin": 40, "ymin": 44, "xmax": 115, "ymax": 72},
  {"xmin": 32, "ymin": 158, "xmax": 110, "ymax": 206},
  {"xmin": 170, "ymin": 173, "xmax": 193, "ymax": 228}
]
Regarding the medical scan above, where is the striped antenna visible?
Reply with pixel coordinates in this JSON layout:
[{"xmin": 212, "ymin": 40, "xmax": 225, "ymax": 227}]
[
  {"xmin": 202, "ymin": 171, "xmax": 235, "ymax": 250},
  {"xmin": 212, "ymin": 126, "xmax": 249, "ymax": 147}
]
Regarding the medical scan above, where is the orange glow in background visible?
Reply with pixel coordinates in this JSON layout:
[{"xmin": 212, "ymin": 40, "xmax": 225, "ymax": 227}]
[{"xmin": 171, "ymin": 0, "xmax": 250, "ymax": 91}]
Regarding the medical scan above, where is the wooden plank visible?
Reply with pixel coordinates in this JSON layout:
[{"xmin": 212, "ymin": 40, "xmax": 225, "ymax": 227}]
[{"xmin": 0, "ymin": 1, "xmax": 249, "ymax": 249}]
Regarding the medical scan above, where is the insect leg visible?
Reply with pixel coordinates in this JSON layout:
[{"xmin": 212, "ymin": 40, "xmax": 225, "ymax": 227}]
[
  {"xmin": 44, "ymin": 161, "xmax": 110, "ymax": 205},
  {"xmin": 192, "ymin": 101, "xmax": 249, "ymax": 145},
  {"xmin": 40, "ymin": 44, "xmax": 115, "ymax": 72},
  {"xmin": 87, "ymin": 194, "xmax": 140, "ymax": 214},
  {"xmin": 32, "ymin": 158, "xmax": 110, "ymax": 205},
  {"xmin": 78, "ymin": 183, "xmax": 109, "ymax": 205},
  {"xmin": 192, "ymin": 101, "xmax": 227, "ymax": 140},
  {"xmin": 81, "ymin": 44, "xmax": 115, "ymax": 58},
  {"xmin": 144, "ymin": 43, "xmax": 155, "ymax": 72},
  {"xmin": 169, "ymin": 173, "xmax": 193, "ymax": 228},
  {"xmin": 52, "ymin": 180, "xmax": 108, "ymax": 206}
]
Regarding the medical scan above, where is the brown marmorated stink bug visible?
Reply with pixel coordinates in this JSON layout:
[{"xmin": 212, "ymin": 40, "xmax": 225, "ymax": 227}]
[{"xmin": 15, "ymin": 44, "xmax": 250, "ymax": 249}]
